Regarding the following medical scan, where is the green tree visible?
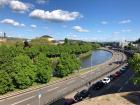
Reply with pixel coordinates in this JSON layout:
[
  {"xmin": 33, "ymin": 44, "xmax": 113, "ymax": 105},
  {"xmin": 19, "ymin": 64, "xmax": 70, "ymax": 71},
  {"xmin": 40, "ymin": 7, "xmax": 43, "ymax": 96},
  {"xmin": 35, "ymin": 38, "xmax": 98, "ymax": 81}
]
[
  {"xmin": 129, "ymin": 53, "xmax": 140, "ymax": 84},
  {"xmin": 55, "ymin": 54, "xmax": 80, "ymax": 78},
  {"xmin": 0, "ymin": 71, "xmax": 14, "ymax": 94},
  {"xmin": 34, "ymin": 53, "xmax": 52, "ymax": 83},
  {"xmin": 11, "ymin": 55, "xmax": 36, "ymax": 89}
]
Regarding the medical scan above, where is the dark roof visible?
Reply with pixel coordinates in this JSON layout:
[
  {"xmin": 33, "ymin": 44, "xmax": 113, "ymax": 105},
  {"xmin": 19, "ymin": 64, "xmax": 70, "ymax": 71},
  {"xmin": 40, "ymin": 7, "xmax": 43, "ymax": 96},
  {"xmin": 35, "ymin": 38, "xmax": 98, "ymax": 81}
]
[{"xmin": 41, "ymin": 35, "xmax": 53, "ymax": 38}]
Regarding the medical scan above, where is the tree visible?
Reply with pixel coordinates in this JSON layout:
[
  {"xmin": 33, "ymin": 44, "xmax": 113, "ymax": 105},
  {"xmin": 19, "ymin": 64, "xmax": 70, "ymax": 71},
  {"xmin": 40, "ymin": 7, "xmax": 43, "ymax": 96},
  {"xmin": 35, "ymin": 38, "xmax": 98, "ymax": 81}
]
[
  {"xmin": 129, "ymin": 53, "xmax": 140, "ymax": 84},
  {"xmin": 55, "ymin": 54, "xmax": 80, "ymax": 78},
  {"xmin": 11, "ymin": 55, "xmax": 36, "ymax": 89},
  {"xmin": 34, "ymin": 53, "xmax": 52, "ymax": 83},
  {"xmin": 64, "ymin": 38, "xmax": 69, "ymax": 44},
  {"xmin": 0, "ymin": 71, "xmax": 14, "ymax": 94}
]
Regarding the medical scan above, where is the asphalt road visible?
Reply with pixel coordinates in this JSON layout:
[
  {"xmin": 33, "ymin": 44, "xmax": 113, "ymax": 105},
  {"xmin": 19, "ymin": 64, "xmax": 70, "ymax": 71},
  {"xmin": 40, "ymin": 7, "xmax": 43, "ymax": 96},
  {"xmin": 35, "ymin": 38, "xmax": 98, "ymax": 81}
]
[
  {"xmin": 51, "ymin": 60, "xmax": 140, "ymax": 105},
  {"xmin": 0, "ymin": 50, "xmax": 126, "ymax": 105}
]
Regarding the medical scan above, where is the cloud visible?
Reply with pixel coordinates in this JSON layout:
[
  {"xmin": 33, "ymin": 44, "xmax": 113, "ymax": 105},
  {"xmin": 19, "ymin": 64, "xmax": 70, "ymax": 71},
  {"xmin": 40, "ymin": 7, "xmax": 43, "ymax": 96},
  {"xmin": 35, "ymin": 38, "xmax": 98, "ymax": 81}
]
[
  {"xmin": 0, "ymin": 0, "xmax": 10, "ymax": 7},
  {"xmin": 119, "ymin": 19, "xmax": 131, "ymax": 24},
  {"xmin": 101, "ymin": 21, "xmax": 108, "ymax": 25},
  {"xmin": 67, "ymin": 33, "xmax": 77, "ymax": 38},
  {"xmin": 9, "ymin": 1, "xmax": 31, "ymax": 12},
  {"xmin": 112, "ymin": 31, "xmax": 120, "ymax": 35},
  {"xmin": 21, "ymin": 23, "xmax": 26, "ymax": 27},
  {"xmin": 36, "ymin": 0, "xmax": 48, "ymax": 4},
  {"xmin": 29, "ymin": 9, "xmax": 82, "ymax": 22},
  {"xmin": 121, "ymin": 29, "xmax": 132, "ymax": 32},
  {"xmin": 72, "ymin": 26, "xmax": 89, "ymax": 32},
  {"xmin": 1, "ymin": 18, "xmax": 25, "ymax": 27},
  {"xmin": 30, "ymin": 24, "xmax": 37, "ymax": 28}
]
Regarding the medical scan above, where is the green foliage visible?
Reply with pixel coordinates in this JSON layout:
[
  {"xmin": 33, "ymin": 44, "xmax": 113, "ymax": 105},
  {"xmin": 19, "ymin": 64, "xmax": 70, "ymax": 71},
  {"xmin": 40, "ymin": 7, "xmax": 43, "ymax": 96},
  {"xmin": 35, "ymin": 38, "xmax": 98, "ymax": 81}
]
[
  {"xmin": 11, "ymin": 55, "xmax": 36, "ymax": 89},
  {"xmin": 0, "ymin": 71, "xmax": 14, "ymax": 94},
  {"xmin": 0, "ymin": 42, "xmax": 96, "ymax": 94},
  {"xmin": 55, "ymin": 54, "xmax": 81, "ymax": 78},
  {"xmin": 34, "ymin": 53, "xmax": 52, "ymax": 83},
  {"xmin": 129, "ymin": 53, "xmax": 140, "ymax": 84}
]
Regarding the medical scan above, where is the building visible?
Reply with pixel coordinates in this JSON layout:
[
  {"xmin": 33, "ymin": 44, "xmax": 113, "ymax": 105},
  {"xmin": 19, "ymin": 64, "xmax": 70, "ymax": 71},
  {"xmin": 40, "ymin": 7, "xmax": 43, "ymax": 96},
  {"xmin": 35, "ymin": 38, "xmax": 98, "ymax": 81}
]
[
  {"xmin": 119, "ymin": 40, "xmax": 130, "ymax": 48},
  {"xmin": 41, "ymin": 35, "xmax": 54, "ymax": 42}
]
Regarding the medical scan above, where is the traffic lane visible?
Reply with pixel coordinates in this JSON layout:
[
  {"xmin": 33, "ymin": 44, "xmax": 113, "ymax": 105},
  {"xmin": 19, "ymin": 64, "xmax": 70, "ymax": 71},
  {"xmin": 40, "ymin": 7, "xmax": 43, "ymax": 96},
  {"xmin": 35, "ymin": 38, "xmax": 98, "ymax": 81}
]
[
  {"xmin": 0, "ymin": 51, "xmax": 124, "ymax": 105},
  {"xmin": 89, "ymin": 69, "xmax": 134, "ymax": 98}
]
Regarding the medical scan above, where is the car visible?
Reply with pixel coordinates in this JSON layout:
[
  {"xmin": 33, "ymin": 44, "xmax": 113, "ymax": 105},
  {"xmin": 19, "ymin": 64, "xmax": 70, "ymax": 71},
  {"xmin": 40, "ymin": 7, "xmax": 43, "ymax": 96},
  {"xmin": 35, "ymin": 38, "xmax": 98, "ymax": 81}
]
[
  {"xmin": 92, "ymin": 81, "xmax": 105, "ymax": 90},
  {"xmin": 64, "ymin": 98, "xmax": 76, "ymax": 105},
  {"xmin": 120, "ymin": 68, "xmax": 127, "ymax": 73},
  {"xmin": 113, "ymin": 71, "xmax": 121, "ymax": 77},
  {"xmin": 108, "ymin": 75, "xmax": 115, "ymax": 81},
  {"xmin": 101, "ymin": 77, "xmax": 111, "ymax": 84},
  {"xmin": 74, "ymin": 89, "xmax": 89, "ymax": 102},
  {"xmin": 74, "ymin": 92, "xmax": 82, "ymax": 102}
]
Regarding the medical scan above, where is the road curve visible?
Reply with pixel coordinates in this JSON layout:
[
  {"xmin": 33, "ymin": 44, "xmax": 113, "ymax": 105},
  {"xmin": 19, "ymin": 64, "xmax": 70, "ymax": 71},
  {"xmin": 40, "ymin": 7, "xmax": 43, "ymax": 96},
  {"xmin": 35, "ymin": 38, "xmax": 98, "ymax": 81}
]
[{"xmin": 0, "ymin": 49, "xmax": 127, "ymax": 105}]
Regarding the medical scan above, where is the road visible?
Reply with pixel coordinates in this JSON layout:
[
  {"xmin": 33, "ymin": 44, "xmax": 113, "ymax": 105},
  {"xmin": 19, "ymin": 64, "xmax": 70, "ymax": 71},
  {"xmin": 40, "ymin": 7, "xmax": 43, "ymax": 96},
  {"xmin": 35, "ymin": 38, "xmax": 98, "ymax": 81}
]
[{"xmin": 0, "ymin": 50, "xmax": 126, "ymax": 105}]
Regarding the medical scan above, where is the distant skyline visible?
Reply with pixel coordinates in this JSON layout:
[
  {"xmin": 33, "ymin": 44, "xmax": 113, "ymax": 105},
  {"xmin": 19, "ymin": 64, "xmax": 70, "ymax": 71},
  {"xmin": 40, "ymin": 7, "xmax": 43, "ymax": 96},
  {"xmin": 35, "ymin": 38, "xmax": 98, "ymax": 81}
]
[{"xmin": 0, "ymin": 0, "xmax": 140, "ymax": 41}]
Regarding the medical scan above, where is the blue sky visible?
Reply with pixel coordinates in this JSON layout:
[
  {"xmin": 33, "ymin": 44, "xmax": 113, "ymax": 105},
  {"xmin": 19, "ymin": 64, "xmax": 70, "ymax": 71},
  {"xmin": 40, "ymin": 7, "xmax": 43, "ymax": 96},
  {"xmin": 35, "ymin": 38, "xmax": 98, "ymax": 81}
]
[{"xmin": 0, "ymin": 0, "xmax": 140, "ymax": 41}]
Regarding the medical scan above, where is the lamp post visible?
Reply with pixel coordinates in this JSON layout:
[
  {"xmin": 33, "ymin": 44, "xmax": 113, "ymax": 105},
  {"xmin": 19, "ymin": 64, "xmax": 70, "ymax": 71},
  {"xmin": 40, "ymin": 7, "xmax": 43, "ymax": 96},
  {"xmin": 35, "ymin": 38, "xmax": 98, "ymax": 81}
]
[{"xmin": 38, "ymin": 92, "xmax": 42, "ymax": 105}]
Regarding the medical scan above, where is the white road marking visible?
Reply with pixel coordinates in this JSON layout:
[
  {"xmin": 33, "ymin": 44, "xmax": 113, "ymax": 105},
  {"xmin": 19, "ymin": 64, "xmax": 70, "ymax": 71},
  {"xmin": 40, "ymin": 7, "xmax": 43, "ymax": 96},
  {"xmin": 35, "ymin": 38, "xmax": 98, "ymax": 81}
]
[
  {"xmin": 11, "ymin": 95, "xmax": 36, "ymax": 105},
  {"xmin": 47, "ymin": 87, "xmax": 59, "ymax": 92},
  {"xmin": 67, "ymin": 80, "xmax": 75, "ymax": 85}
]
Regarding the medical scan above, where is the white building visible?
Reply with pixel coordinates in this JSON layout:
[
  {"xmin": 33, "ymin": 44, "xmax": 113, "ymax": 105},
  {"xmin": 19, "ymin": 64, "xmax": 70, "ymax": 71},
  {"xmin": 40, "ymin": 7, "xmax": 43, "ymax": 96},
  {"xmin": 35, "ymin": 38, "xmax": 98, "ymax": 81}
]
[{"xmin": 119, "ymin": 41, "xmax": 130, "ymax": 48}]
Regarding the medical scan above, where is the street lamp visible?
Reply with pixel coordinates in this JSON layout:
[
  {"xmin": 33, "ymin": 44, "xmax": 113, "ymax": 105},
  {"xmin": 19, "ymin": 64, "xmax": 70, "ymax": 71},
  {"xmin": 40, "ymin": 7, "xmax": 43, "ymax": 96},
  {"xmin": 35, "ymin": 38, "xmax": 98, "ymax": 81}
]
[{"xmin": 38, "ymin": 92, "xmax": 42, "ymax": 105}]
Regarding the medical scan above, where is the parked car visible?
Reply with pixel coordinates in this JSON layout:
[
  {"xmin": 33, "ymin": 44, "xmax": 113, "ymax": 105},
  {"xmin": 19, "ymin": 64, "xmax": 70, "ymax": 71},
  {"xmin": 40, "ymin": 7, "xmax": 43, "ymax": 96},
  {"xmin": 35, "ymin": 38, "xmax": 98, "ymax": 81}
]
[
  {"xmin": 102, "ymin": 77, "xmax": 111, "ymax": 84},
  {"xmin": 120, "ymin": 68, "xmax": 127, "ymax": 73},
  {"xmin": 108, "ymin": 75, "xmax": 115, "ymax": 81},
  {"xmin": 113, "ymin": 71, "xmax": 121, "ymax": 77},
  {"xmin": 74, "ymin": 89, "xmax": 89, "ymax": 102},
  {"xmin": 92, "ymin": 81, "xmax": 105, "ymax": 90},
  {"xmin": 64, "ymin": 98, "xmax": 76, "ymax": 105}
]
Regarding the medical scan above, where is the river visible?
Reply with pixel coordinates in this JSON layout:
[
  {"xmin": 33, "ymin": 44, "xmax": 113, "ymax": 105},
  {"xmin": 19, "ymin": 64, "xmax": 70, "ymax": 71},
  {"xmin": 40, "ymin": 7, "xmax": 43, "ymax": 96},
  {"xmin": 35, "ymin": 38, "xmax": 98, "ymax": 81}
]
[{"xmin": 80, "ymin": 50, "xmax": 112, "ymax": 69}]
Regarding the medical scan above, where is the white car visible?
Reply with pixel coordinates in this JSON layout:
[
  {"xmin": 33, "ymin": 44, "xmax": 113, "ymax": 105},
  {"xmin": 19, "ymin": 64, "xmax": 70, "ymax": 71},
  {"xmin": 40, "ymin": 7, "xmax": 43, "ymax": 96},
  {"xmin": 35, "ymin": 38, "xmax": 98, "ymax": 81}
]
[{"xmin": 102, "ymin": 77, "xmax": 111, "ymax": 84}]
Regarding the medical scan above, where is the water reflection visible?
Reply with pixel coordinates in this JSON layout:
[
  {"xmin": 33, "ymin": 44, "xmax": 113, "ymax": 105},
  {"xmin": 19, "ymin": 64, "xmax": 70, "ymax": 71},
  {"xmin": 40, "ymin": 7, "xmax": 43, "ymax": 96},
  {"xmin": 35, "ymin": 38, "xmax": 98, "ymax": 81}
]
[{"xmin": 80, "ymin": 50, "xmax": 112, "ymax": 69}]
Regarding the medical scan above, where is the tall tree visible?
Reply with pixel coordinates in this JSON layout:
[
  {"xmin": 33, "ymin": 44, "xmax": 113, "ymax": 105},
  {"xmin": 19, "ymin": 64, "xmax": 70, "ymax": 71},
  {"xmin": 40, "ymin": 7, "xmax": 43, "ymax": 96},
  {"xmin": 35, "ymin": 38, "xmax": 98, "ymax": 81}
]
[
  {"xmin": 34, "ymin": 53, "xmax": 52, "ymax": 83},
  {"xmin": 129, "ymin": 53, "xmax": 140, "ymax": 84},
  {"xmin": 11, "ymin": 55, "xmax": 36, "ymax": 89}
]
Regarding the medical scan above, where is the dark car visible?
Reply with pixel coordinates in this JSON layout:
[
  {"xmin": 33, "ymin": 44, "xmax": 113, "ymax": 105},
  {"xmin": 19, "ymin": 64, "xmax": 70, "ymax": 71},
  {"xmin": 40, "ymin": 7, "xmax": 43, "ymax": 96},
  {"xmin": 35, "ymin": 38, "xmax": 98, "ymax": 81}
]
[
  {"xmin": 108, "ymin": 75, "xmax": 115, "ymax": 81},
  {"xmin": 63, "ymin": 98, "xmax": 76, "ymax": 105},
  {"xmin": 92, "ymin": 81, "xmax": 105, "ymax": 90},
  {"xmin": 74, "ymin": 89, "xmax": 89, "ymax": 102},
  {"xmin": 120, "ymin": 68, "xmax": 127, "ymax": 73}
]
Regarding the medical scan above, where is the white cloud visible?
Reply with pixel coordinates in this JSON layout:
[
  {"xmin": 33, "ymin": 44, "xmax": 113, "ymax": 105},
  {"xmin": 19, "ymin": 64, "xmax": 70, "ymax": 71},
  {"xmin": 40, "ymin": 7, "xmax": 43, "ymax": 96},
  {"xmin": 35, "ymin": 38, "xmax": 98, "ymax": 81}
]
[
  {"xmin": 36, "ymin": 0, "xmax": 48, "ymax": 4},
  {"xmin": 9, "ymin": 1, "xmax": 30, "ymax": 12},
  {"xmin": 21, "ymin": 23, "xmax": 26, "ymax": 27},
  {"xmin": 121, "ymin": 29, "xmax": 132, "ymax": 32},
  {"xmin": 30, "ymin": 24, "xmax": 37, "ymax": 28},
  {"xmin": 72, "ymin": 26, "xmax": 89, "ymax": 32},
  {"xmin": 101, "ymin": 21, "xmax": 108, "ymax": 25},
  {"xmin": 119, "ymin": 19, "xmax": 131, "ymax": 24},
  {"xmin": 0, "ymin": 0, "xmax": 10, "ymax": 7},
  {"xmin": 29, "ymin": 9, "xmax": 82, "ymax": 22},
  {"xmin": 0, "ymin": 18, "xmax": 25, "ymax": 27},
  {"xmin": 112, "ymin": 31, "xmax": 120, "ymax": 35}
]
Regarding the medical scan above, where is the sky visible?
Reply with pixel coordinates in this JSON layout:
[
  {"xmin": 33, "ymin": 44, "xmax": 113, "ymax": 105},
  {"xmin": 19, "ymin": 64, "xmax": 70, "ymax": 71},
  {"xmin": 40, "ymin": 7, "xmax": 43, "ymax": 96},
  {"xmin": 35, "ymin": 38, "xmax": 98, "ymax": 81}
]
[{"xmin": 0, "ymin": 0, "xmax": 140, "ymax": 42}]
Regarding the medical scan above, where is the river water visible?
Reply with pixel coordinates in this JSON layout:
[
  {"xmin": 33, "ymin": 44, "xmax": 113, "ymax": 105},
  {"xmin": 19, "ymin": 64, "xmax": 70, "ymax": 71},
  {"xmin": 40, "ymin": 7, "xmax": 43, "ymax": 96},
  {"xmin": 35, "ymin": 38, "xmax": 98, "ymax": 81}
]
[{"xmin": 80, "ymin": 50, "xmax": 112, "ymax": 69}]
